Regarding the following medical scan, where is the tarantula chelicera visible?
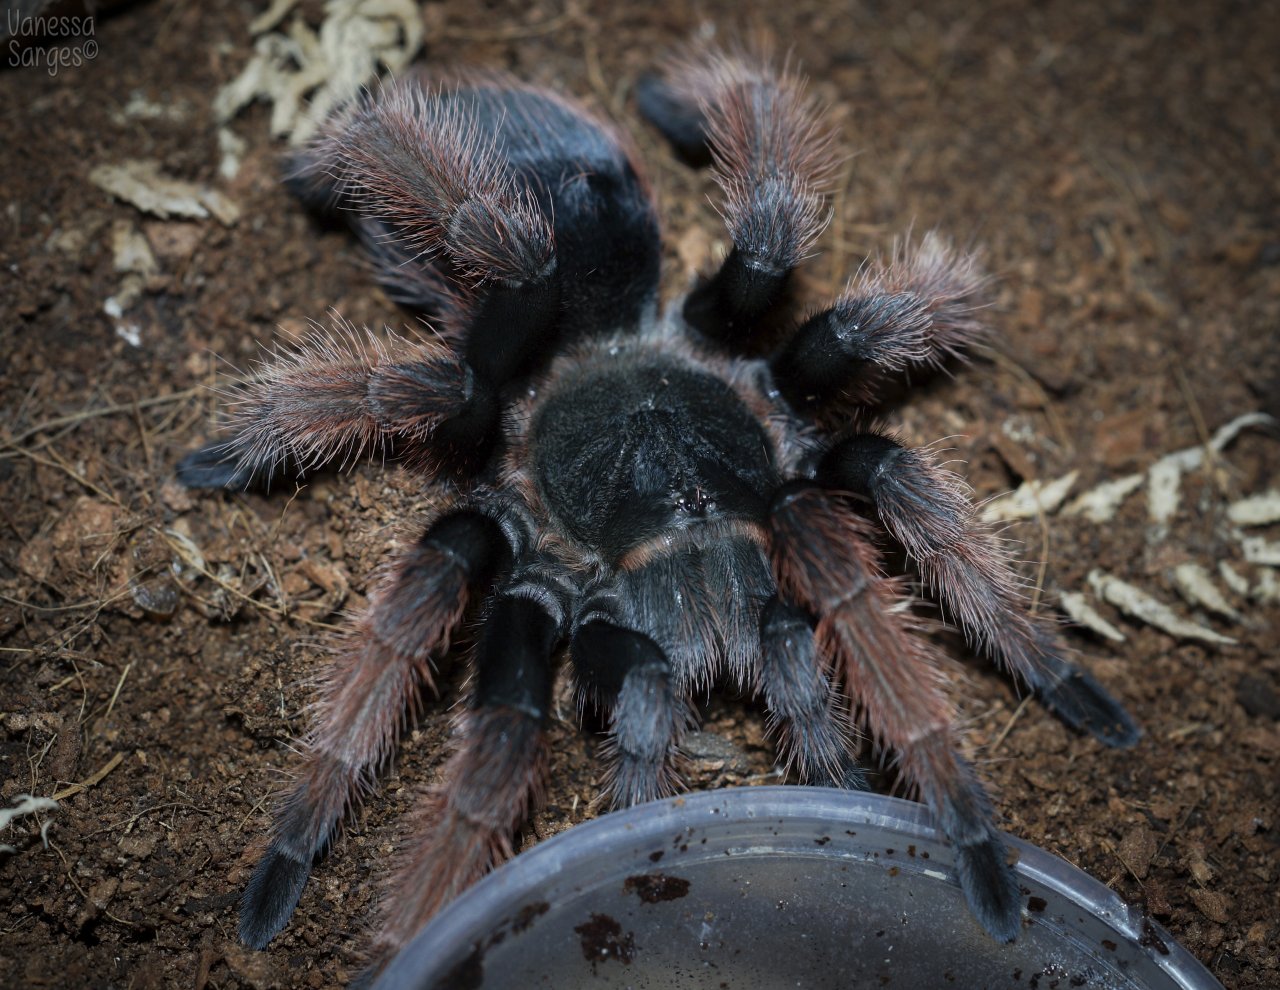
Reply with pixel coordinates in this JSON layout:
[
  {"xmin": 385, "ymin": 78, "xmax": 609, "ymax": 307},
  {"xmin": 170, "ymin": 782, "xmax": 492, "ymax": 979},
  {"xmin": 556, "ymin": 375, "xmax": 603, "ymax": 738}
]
[{"xmin": 180, "ymin": 47, "xmax": 1139, "ymax": 974}]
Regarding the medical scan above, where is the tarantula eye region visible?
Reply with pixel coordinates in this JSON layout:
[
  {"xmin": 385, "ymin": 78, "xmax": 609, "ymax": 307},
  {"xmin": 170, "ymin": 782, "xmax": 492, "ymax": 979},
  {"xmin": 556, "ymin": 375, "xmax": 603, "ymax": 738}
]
[{"xmin": 672, "ymin": 488, "xmax": 715, "ymax": 515}]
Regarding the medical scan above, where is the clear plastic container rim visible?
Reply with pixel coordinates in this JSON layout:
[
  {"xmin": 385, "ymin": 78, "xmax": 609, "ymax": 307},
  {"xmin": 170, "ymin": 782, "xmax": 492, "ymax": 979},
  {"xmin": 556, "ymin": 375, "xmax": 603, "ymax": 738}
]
[{"xmin": 374, "ymin": 786, "xmax": 1223, "ymax": 990}]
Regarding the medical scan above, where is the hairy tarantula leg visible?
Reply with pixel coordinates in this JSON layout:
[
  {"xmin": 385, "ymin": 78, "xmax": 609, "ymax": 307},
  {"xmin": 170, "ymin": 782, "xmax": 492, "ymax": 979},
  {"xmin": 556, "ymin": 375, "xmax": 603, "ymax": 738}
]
[
  {"xmin": 772, "ymin": 233, "xmax": 989, "ymax": 409},
  {"xmin": 571, "ymin": 618, "xmax": 688, "ymax": 807},
  {"xmin": 238, "ymin": 511, "xmax": 509, "ymax": 950},
  {"xmin": 367, "ymin": 590, "xmax": 563, "ymax": 970},
  {"xmin": 819, "ymin": 433, "xmax": 1140, "ymax": 747},
  {"xmin": 292, "ymin": 81, "xmax": 562, "ymax": 386},
  {"xmin": 768, "ymin": 482, "xmax": 1021, "ymax": 941},
  {"xmin": 759, "ymin": 597, "xmax": 867, "ymax": 789},
  {"xmin": 182, "ymin": 319, "xmax": 500, "ymax": 490},
  {"xmin": 639, "ymin": 47, "xmax": 839, "ymax": 343}
]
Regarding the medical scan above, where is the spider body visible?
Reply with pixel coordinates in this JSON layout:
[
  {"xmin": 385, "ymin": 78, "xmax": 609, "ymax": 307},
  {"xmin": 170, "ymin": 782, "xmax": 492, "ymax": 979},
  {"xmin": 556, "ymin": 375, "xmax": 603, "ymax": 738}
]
[
  {"xmin": 180, "ymin": 47, "xmax": 1139, "ymax": 980},
  {"xmin": 531, "ymin": 354, "xmax": 776, "ymax": 555}
]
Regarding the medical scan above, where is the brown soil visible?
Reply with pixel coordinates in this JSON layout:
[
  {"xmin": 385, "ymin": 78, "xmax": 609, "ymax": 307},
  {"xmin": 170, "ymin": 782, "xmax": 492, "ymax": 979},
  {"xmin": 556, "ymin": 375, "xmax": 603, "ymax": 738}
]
[{"xmin": 2, "ymin": 1, "xmax": 1277, "ymax": 988}]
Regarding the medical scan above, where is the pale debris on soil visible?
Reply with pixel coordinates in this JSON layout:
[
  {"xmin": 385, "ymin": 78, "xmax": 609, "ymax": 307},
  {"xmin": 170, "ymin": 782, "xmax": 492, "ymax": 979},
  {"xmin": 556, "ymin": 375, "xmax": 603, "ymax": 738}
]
[
  {"xmin": 1251, "ymin": 568, "xmax": 1280, "ymax": 603},
  {"xmin": 1059, "ymin": 590, "xmax": 1128, "ymax": 642},
  {"xmin": 104, "ymin": 220, "xmax": 160, "ymax": 344},
  {"xmin": 1054, "ymin": 412, "xmax": 1275, "ymax": 641},
  {"xmin": 1062, "ymin": 472, "xmax": 1144, "ymax": 523},
  {"xmin": 980, "ymin": 470, "xmax": 1078, "ymax": 522},
  {"xmin": 215, "ymin": 0, "xmax": 424, "ymax": 144},
  {"xmin": 89, "ymin": 160, "xmax": 240, "ymax": 226},
  {"xmin": 0, "ymin": 795, "xmax": 59, "ymax": 854},
  {"xmin": 1173, "ymin": 562, "xmax": 1242, "ymax": 621},
  {"xmin": 1238, "ymin": 532, "xmax": 1280, "ymax": 567},
  {"xmin": 1088, "ymin": 570, "xmax": 1236, "ymax": 645},
  {"xmin": 1227, "ymin": 490, "xmax": 1280, "ymax": 527},
  {"xmin": 1218, "ymin": 562, "xmax": 1252, "ymax": 596},
  {"xmin": 1146, "ymin": 412, "xmax": 1273, "ymax": 527},
  {"xmin": 218, "ymin": 126, "xmax": 248, "ymax": 180},
  {"xmin": 1058, "ymin": 412, "xmax": 1273, "ymax": 526}
]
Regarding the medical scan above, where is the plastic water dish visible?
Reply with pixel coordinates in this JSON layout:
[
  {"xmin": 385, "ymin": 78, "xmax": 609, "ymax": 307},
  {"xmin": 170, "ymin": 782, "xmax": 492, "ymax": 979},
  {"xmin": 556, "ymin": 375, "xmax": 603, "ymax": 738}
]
[{"xmin": 374, "ymin": 787, "xmax": 1222, "ymax": 990}]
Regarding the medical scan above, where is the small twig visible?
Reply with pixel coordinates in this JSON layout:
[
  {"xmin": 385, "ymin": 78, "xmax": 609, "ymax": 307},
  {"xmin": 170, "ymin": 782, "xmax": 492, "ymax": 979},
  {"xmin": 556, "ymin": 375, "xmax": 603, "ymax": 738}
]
[
  {"xmin": 3, "ymin": 445, "xmax": 123, "ymax": 507},
  {"xmin": 131, "ymin": 399, "xmax": 154, "ymax": 475},
  {"xmin": 265, "ymin": 484, "xmax": 305, "ymax": 547},
  {"xmin": 0, "ymin": 588, "xmax": 130, "ymax": 615},
  {"xmin": 1100, "ymin": 836, "xmax": 1147, "ymax": 892},
  {"xmin": 52, "ymin": 752, "xmax": 125, "ymax": 801},
  {"xmin": 0, "ymin": 387, "xmax": 202, "ymax": 455},
  {"xmin": 1030, "ymin": 499, "xmax": 1051, "ymax": 613},
  {"xmin": 103, "ymin": 662, "xmax": 134, "ymax": 721},
  {"xmin": 86, "ymin": 801, "xmax": 212, "ymax": 838},
  {"xmin": 991, "ymin": 695, "xmax": 1033, "ymax": 752},
  {"xmin": 0, "ymin": 647, "xmax": 96, "ymax": 660},
  {"xmin": 1172, "ymin": 361, "xmax": 1229, "ymax": 498},
  {"xmin": 437, "ymin": 4, "xmax": 574, "ymax": 41},
  {"xmin": 236, "ymin": 792, "xmax": 272, "ymax": 833}
]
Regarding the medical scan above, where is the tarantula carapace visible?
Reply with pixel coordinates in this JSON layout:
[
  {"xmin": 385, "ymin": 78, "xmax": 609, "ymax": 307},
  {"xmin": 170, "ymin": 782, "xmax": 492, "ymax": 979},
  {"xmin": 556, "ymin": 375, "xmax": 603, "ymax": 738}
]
[{"xmin": 180, "ymin": 46, "xmax": 1139, "ymax": 976}]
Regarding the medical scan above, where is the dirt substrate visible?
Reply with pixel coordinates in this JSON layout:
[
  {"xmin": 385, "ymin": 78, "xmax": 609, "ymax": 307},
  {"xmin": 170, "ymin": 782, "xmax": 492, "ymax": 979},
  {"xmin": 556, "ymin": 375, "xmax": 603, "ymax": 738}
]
[{"xmin": 1, "ymin": 1, "xmax": 1277, "ymax": 988}]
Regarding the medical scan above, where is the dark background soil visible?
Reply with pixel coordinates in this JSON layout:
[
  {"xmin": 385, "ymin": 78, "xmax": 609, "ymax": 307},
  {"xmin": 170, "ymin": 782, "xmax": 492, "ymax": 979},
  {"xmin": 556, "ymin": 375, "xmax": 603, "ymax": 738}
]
[{"xmin": 1, "ymin": 1, "xmax": 1277, "ymax": 988}]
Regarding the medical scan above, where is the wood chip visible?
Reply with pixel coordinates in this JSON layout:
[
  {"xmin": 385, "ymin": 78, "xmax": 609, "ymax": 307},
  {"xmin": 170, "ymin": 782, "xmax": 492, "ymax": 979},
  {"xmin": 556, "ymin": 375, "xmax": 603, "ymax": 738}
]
[
  {"xmin": 1063, "ymin": 472, "xmax": 1144, "ymax": 522},
  {"xmin": 1087, "ymin": 570, "xmax": 1236, "ymax": 645},
  {"xmin": 90, "ymin": 160, "xmax": 240, "ymax": 226},
  {"xmin": 1172, "ymin": 563, "xmax": 1241, "ymax": 620},
  {"xmin": 1189, "ymin": 888, "xmax": 1231, "ymax": 925},
  {"xmin": 1117, "ymin": 822, "xmax": 1158, "ymax": 879},
  {"xmin": 981, "ymin": 470, "xmax": 1078, "ymax": 522},
  {"xmin": 1146, "ymin": 412, "xmax": 1273, "ymax": 526},
  {"xmin": 1227, "ymin": 490, "xmax": 1280, "ymax": 527},
  {"xmin": 1059, "ymin": 591, "xmax": 1126, "ymax": 642}
]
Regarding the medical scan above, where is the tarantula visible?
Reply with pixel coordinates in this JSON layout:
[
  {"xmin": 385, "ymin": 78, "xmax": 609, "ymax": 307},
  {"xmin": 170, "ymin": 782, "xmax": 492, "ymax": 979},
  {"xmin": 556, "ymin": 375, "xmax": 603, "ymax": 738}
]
[{"xmin": 180, "ymin": 47, "xmax": 1138, "ymax": 977}]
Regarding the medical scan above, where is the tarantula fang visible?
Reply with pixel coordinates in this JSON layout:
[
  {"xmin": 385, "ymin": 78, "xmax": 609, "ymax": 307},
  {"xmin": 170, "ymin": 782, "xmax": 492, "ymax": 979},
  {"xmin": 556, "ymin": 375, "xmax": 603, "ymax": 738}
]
[{"xmin": 180, "ymin": 46, "xmax": 1139, "ymax": 979}]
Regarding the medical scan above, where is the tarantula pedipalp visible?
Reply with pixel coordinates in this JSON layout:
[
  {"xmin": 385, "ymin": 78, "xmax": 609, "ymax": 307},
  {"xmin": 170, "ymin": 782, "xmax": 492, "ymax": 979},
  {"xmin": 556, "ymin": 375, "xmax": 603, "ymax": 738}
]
[{"xmin": 180, "ymin": 47, "xmax": 1139, "ymax": 977}]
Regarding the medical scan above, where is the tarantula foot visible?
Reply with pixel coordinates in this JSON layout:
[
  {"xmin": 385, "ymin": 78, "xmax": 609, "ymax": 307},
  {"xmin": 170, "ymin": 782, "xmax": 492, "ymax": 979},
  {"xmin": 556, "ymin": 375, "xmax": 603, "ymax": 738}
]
[
  {"xmin": 834, "ymin": 754, "xmax": 870, "ymax": 791},
  {"xmin": 953, "ymin": 833, "xmax": 1022, "ymax": 943},
  {"xmin": 238, "ymin": 843, "xmax": 313, "ymax": 950},
  {"xmin": 344, "ymin": 962, "xmax": 384, "ymax": 990},
  {"xmin": 1033, "ymin": 661, "xmax": 1141, "ymax": 748},
  {"xmin": 176, "ymin": 439, "xmax": 296, "ymax": 492}
]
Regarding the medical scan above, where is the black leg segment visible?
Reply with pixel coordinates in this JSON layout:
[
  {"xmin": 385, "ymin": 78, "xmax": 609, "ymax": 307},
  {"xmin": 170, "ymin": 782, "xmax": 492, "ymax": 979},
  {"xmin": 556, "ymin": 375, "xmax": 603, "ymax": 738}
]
[
  {"xmin": 759, "ymin": 597, "xmax": 867, "ymax": 789},
  {"xmin": 572, "ymin": 616, "xmax": 686, "ymax": 806}
]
